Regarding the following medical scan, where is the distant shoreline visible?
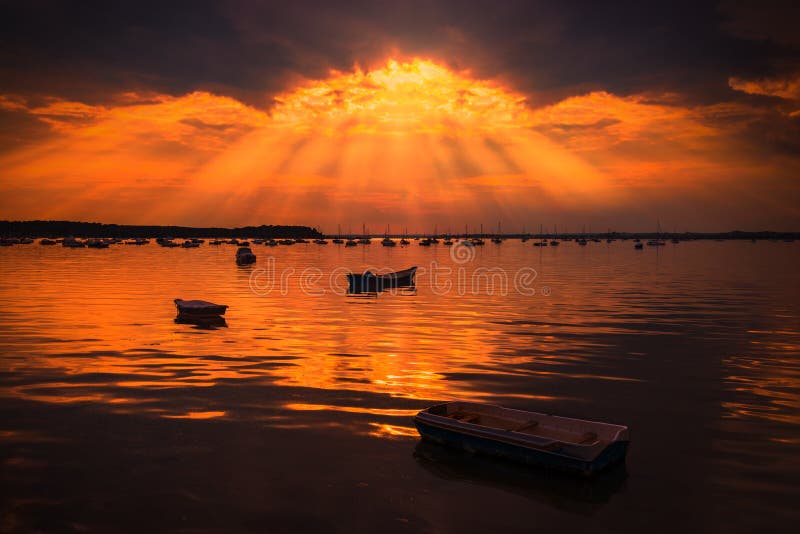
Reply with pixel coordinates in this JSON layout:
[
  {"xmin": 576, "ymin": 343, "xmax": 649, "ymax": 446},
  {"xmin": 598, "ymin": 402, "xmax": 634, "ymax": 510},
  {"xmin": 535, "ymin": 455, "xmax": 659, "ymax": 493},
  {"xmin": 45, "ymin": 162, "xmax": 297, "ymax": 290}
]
[
  {"xmin": 0, "ymin": 220, "xmax": 798, "ymax": 240},
  {"xmin": 0, "ymin": 220, "xmax": 322, "ymax": 239}
]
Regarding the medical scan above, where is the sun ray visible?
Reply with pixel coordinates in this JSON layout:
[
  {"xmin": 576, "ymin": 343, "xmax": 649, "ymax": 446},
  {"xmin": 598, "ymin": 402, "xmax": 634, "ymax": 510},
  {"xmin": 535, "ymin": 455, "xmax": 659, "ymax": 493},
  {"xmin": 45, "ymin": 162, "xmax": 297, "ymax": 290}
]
[{"xmin": 7, "ymin": 58, "xmax": 790, "ymax": 229}]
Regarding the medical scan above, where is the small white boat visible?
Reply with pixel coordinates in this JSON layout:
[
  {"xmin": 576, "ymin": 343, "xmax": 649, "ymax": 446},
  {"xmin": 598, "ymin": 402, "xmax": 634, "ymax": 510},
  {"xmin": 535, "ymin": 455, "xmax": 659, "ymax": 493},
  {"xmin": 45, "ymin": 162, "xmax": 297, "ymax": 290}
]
[
  {"xmin": 174, "ymin": 298, "xmax": 228, "ymax": 317},
  {"xmin": 415, "ymin": 401, "xmax": 630, "ymax": 476}
]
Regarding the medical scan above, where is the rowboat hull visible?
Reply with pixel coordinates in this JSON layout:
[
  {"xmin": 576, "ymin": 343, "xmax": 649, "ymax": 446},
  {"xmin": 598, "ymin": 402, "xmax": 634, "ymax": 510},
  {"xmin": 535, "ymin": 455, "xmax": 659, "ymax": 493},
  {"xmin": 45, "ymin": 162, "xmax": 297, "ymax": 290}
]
[
  {"xmin": 414, "ymin": 402, "xmax": 629, "ymax": 477},
  {"xmin": 347, "ymin": 266, "xmax": 417, "ymax": 293},
  {"xmin": 174, "ymin": 299, "xmax": 228, "ymax": 317}
]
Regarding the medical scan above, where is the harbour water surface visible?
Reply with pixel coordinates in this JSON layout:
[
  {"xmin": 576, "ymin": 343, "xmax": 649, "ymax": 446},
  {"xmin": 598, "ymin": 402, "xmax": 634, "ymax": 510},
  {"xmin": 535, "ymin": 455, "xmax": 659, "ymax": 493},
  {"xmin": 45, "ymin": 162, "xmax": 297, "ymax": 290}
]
[{"xmin": 1, "ymin": 240, "xmax": 798, "ymax": 532}]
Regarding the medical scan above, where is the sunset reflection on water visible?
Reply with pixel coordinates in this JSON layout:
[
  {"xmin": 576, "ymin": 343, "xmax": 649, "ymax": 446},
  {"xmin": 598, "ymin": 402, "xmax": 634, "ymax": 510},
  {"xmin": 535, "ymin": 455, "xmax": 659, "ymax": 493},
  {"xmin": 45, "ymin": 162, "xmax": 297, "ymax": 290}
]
[
  {"xmin": 1, "ymin": 239, "xmax": 799, "ymax": 530},
  {"xmin": 0, "ymin": 240, "xmax": 798, "ymax": 427}
]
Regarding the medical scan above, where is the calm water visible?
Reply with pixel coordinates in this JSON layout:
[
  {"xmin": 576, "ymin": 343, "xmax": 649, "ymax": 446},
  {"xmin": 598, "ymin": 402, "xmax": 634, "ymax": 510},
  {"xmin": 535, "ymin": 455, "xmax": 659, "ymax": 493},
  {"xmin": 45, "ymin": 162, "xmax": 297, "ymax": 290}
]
[{"xmin": 1, "ymin": 240, "xmax": 798, "ymax": 532}]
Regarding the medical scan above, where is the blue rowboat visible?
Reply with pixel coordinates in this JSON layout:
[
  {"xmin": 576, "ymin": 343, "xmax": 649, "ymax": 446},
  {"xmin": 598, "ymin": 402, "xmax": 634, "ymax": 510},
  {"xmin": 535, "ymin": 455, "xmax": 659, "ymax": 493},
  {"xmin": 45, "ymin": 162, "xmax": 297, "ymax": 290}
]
[{"xmin": 414, "ymin": 401, "xmax": 630, "ymax": 477}]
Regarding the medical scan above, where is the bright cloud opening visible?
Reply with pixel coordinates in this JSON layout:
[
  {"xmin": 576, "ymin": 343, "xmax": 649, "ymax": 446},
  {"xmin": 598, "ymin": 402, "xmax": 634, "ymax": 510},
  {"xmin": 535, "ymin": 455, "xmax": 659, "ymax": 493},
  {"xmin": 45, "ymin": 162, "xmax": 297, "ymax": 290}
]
[{"xmin": 1, "ymin": 59, "xmax": 798, "ymax": 231}]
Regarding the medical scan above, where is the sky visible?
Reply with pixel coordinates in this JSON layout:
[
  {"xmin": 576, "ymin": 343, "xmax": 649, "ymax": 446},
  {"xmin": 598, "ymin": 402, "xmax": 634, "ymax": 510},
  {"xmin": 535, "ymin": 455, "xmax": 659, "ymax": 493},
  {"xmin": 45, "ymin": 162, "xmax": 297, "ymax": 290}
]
[{"xmin": 0, "ymin": 0, "xmax": 799, "ymax": 232}]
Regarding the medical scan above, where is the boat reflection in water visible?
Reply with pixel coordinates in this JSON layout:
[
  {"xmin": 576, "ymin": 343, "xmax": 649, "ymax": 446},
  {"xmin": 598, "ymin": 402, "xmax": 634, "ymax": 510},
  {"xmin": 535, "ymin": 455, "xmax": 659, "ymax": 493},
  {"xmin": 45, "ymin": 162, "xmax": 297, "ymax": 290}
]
[
  {"xmin": 346, "ymin": 266, "xmax": 417, "ymax": 295},
  {"xmin": 174, "ymin": 314, "xmax": 228, "ymax": 329},
  {"xmin": 173, "ymin": 298, "xmax": 228, "ymax": 329},
  {"xmin": 413, "ymin": 440, "xmax": 627, "ymax": 516}
]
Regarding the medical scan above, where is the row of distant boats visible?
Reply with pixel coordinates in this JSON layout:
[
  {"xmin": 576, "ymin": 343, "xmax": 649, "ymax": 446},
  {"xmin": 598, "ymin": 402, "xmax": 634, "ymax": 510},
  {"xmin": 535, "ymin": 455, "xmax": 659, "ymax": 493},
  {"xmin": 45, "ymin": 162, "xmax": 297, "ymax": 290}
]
[{"xmin": 0, "ymin": 235, "xmax": 795, "ymax": 248}]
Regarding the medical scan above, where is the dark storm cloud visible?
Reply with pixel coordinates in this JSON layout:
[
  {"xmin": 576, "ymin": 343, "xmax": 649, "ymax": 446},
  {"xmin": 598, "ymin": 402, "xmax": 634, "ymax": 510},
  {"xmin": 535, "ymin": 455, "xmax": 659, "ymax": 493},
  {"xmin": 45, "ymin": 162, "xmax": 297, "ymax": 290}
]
[{"xmin": 1, "ymin": 0, "xmax": 798, "ymax": 108}]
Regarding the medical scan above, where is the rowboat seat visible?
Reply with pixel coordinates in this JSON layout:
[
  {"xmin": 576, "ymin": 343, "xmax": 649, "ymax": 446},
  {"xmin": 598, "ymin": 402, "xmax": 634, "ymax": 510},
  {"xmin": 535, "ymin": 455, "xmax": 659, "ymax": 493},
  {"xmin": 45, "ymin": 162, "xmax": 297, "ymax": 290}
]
[
  {"xmin": 449, "ymin": 412, "xmax": 480, "ymax": 424},
  {"xmin": 510, "ymin": 420, "xmax": 539, "ymax": 432}
]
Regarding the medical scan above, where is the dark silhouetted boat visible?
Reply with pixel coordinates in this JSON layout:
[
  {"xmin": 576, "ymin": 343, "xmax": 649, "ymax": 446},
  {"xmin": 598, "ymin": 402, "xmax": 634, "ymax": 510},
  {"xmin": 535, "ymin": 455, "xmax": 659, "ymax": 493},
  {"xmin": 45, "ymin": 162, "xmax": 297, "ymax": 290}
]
[
  {"xmin": 314, "ymin": 238, "xmax": 328, "ymax": 244},
  {"xmin": 414, "ymin": 401, "xmax": 630, "ymax": 477},
  {"xmin": 235, "ymin": 247, "xmax": 256, "ymax": 265},
  {"xmin": 265, "ymin": 239, "xmax": 277, "ymax": 246},
  {"xmin": 347, "ymin": 266, "xmax": 417, "ymax": 293},
  {"xmin": 492, "ymin": 221, "xmax": 503, "ymax": 243},
  {"xmin": 381, "ymin": 225, "xmax": 396, "ymax": 246},
  {"xmin": 550, "ymin": 225, "xmax": 560, "ymax": 246},
  {"xmin": 181, "ymin": 240, "xmax": 199, "ymax": 248},
  {"xmin": 174, "ymin": 298, "xmax": 228, "ymax": 318},
  {"xmin": 647, "ymin": 221, "xmax": 666, "ymax": 246},
  {"xmin": 472, "ymin": 224, "xmax": 486, "ymax": 245},
  {"xmin": 357, "ymin": 223, "xmax": 372, "ymax": 244},
  {"xmin": 332, "ymin": 224, "xmax": 344, "ymax": 244},
  {"xmin": 40, "ymin": 239, "xmax": 57, "ymax": 245},
  {"xmin": 62, "ymin": 237, "xmax": 85, "ymax": 248},
  {"xmin": 634, "ymin": 243, "xmax": 643, "ymax": 249}
]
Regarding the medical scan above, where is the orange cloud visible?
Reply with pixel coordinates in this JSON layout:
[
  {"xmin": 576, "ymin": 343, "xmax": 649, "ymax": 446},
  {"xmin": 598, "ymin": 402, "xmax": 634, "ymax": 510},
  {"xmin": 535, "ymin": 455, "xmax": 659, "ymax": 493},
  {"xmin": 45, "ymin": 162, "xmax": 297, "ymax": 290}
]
[
  {"xmin": 729, "ymin": 75, "xmax": 800, "ymax": 100},
  {"xmin": 0, "ymin": 59, "xmax": 798, "ymax": 231}
]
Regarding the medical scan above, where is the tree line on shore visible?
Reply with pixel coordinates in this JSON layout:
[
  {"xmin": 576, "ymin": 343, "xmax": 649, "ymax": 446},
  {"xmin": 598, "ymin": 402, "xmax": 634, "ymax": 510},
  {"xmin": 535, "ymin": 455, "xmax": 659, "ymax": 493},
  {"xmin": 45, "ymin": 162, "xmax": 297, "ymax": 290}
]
[{"xmin": 0, "ymin": 220, "xmax": 323, "ymax": 239}]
